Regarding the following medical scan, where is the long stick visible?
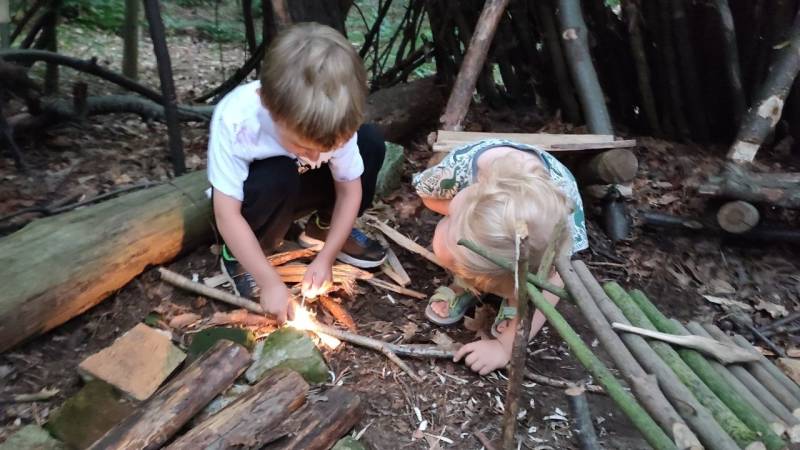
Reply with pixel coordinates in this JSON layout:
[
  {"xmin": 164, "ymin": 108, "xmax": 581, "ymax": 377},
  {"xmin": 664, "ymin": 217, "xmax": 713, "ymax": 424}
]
[
  {"xmin": 364, "ymin": 215, "xmax": 442, "ymax": 267},
  {"xmin": 461, "ymin": 244, "xmax": 677, "ymax": 450},
  {"xmin": 558, "ymin": 259, "xmax": 700, "ymax": 448},
  {"xmin": 628, "ymin": 288, "xmax": 785, "ymax": 450},
  {"xmin": 573, "ymin": 262, "xmax": 735, "ymax": 450},
  {"xmin": 731, "ymin": 333, "xmax": 800, "ymax": 403}
]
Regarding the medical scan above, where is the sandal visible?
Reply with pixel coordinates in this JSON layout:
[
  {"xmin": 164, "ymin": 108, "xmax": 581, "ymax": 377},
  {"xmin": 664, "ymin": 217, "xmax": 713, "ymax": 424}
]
[
  {"xmin": 491, "ymin": 299, "xmax": 517, "ymax": 338},
  {"xmin": 425, "ymin": 286, "xmax": 478, "ymax": 326}
]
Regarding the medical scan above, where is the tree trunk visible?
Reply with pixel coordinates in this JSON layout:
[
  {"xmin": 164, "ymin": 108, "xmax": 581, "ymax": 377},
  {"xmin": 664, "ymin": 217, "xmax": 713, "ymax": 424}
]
[
  {"xmin": 242, "ymin": 0, "xmax": 256, "ymax": 56},
  {"xmin": 699, "ymin": 163, "xmax": 800, "ymax": 208},
  {"xmin": 143, "ymin": 0, "xmax": 185, "ymax": 175},
  {"xmin": 622, "ymin": 0, "xmax": 660, "ymax": 135},
  {"xmin": 167, "ymin": 369, "xmax": 309, "ymax": 449},
  {"xmin": 714, "ymin": 0, "xmax": 745, "ymax": 126},
  {"xmin": 728, "ymin": 12, "xmax": 800, "ymax": 162},
  {"xmin": 669, "ymin": 0, "xmax": 708, "ymax": 140},
  {"xmin": 122, "ymin": 0, "xmax": 139, "ymax": 80},
  {"xmin": 0, "ymin": 170, "xmax": 212, "ymax": 353},
  {"xmin": 439, "ymin": 0, "xmax": 511, "ymax": 131},
  {"xmin": 365, "ymin": 77, "xmax": 444, "ymax": 143},
  {"xmin": 261, "ymin": 386, "xmax": 363, "ymax": 450},
  {"xmin": 555, "ymin": 0, "xmax": 612, "ymax": 134},
  {"xmin": 89, "ymin": 340, "xmax": 250, "ymax": 450},
  {"xmin": 0, "ymin": 0, "xmax": 9, "ymax": 49},
  {"xmin": 535, "ymin": 0, "xmax": 581, "ymax": 123},
  {"xmin": 286, "ymin": 0, "xmax": 346, "ymax": 35},
  {"xmin": 656, "ymin": 0, "xmax": 690, "ymax": 140},
  {"xmin": 42, "ymin": 0, "xmax": 60, "ymax": 95}
]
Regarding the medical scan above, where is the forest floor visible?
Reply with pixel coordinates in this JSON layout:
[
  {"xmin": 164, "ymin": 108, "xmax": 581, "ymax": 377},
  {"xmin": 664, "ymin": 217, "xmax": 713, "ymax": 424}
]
[{"xmin": 2, "ymin": 25, "xmax": 800, "ymax": 450}]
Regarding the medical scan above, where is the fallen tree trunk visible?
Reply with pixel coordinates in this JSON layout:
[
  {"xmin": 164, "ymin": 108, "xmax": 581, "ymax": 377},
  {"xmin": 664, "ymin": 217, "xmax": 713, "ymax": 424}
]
[
  {"xmin": 261, "ymin": 386, "xmax": 363, "ymax": 450},
  {"xmin": 167, "ymin": 369, "xmax": 308, "ymax": 449},
  {"xmin": 577, "ymin": 148, "xmax": 639, "ymax": 184},
  {"xmin": 365, "ymin": 77, "xmax": 444, "ymax": 143},
  {"xmin": 0, "ymin": 170, "xmax": 212, "ymax": 352},
  {"xmin": 89, "ymin": 340, "xmax": 250, "ymax": 450},
  {"xmin": 728, "ymin": 12, "xmax": 800, "ymax": 162},
  {"xmin": 699, "ymin": 163, "xmax": 800, "ymax": 209}
]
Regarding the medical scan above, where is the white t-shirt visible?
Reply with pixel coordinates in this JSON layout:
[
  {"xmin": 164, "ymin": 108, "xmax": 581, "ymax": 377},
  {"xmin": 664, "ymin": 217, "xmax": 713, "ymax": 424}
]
[{"xmin": 207, "ymin": 80, "xmax": 364, "ymax": 201}]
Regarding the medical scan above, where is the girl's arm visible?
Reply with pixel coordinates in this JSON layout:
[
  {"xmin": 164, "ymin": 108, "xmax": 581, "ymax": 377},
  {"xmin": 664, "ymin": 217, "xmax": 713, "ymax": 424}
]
[{"xmin": 420, "ymin": 196, "xmax": 451, "ymax": 215}]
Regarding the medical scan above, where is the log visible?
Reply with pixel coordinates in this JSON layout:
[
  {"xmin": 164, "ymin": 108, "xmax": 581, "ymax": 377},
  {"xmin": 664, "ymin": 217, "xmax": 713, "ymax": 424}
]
[
  {"xmin": 89, "ymin": 340, "xmax": 251, "ymax": 450},
  {"xmin": 261, "ymin": 386, "xmax": 362, "ymax": 450},
  {"xmin": 0, "ymin": 0, "xmax": 9, "ymax": 48},
  {"xmin": 728, "ymin": 12, "xmax": 800, "ymax": 162},
  {"xmin": 713, "ymin": 0, "xmax": 746, "ymax": 125},
  {"xmin": 572, "ymin": 261, "xmax": 724, "ymax": 450},
  {"xmin": 558, "ymin": 259, "xmax": 701, "ymax": 449},
  {"xmin": 439, "ymin": 0, "xmax": 511, "ymax": 131},
  {"xmin": 459, "ymin": 241, "xmax": 678, "ymax": 450},
  {"xmin": 143, "ymin": 0, "xmax": 185, "ymax": 175},
  {"xmin": 432, "ymin": 130, "xmax": 625, "ymax": 153},
  {"xmin": 629, "ymin": 289, "xmax": 786, "ymax": 450},
  {"xmin": 717, "ymin": 201, "xmax": 760, "ymax": 234},
  {"xmin": 556, "ymin": 0, "xmax": 613, "ymax": 134},
  {"xmin": 730, "ymin": 334, "xmax": 800, "ymax": 405},
  {"xmin": 699, "ymin": 163, "xmax": 800, "ymax": 209},
  {"xmin": 534, "ymin": 0, "xmax": 581, "ymax": 124},
  {"xmin": 0, "ymin": 170, "xmax": 212, "ymax": 352},
  {"xmin": 364, "ymin": 77, "xmax": 444, "ymax": 143},
  {"xmin": 603, "ymin": 283, "xmax": 760, "ymax": 449},
  {"xmin": 640, "ymin": 211, "xmax": 800, "ymax": 244},
  {"xmin": 122, "ymin": 0, "xmax": 139, "ymax": 80},
  {"xmin": 577, "ymin": 148, "xmax": 639, "ymax": 184},
  {"xmin": 166, "ymin": 369, "xmax": 309, "ymax": 449},
  {"xmin": 566, "ymin": 386, "xmax": 601, "ymax": 450}
]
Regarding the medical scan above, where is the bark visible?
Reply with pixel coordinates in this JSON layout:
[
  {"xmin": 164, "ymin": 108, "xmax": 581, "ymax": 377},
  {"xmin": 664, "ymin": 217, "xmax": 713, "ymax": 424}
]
[
  {"xmin": 439, "ymin": 0, "xmax": 511, "ymax": 131},
  {"xmin": 698, "ymin": 163, "xmax": 800, "ymax": 208},
  {"xmin": 0, "ymin": 170, "xmax": 212, "ymax": 353},
  {"xmin": 577, "ymin": 148, "xmax": 639, "ymax": 184},
  {"xmin": 0, "ymin": 49, "xmax": 163, "ymax": 102},
  {"xmin": 501, "ymin": 230, "xmax": 530, "ymax": 450},
  {"xmin": 242, "ymin": 0, "xmax": 256, "ymax": 56},
  {"xmin": 556, "ymin": 0, "xmax": 612, "ymax": 134},
  {"xmin": 656, "ymin": 0, "xmax": 690, "ymax": 140},
  {"xmin": 623, "ymin": 0, "xmax": 661, "ymax": 135},
  {"xmin": 728, "ymin": 12, "xmax": 800, "ymax": 162},
  {"xmin": 716, "ymin": 200, "xmax": 760, "ymax": 234},
  {"xmin": 603, "ymin": 283, "xmax": 761, "ymax": 449},
  {"xmin": 364, "ymin": 77, "xmax": 444, "ymax": 143},
  {"xmin": 166, "ymin": 369, "xmax": 309, "ymax": 449},
  {"xmin": 143, "ymin": 0, "xmax": 185, "ymax": 175},
  {"xmin": 0, "ymin": 0, "xmax": 9, "ymax": 48},
  {"xmin": 122, "ymin": 0, "xmax": 139, "ymax": 80},
  {"xmin": 629, "ymin": 289, "xmax": 786, "ymax": 450},
  {"xmin": 573, "ymin": 262, "xmax": 738, "ymax": 450},
  {"xmin": 566, "ymin": 386, "xmax": 601, "ymax": 450},
  {"xmin": 19, "ymin": 6, "xmax": 48, "ymax": 50},
  {"xmin": 559, "ymin": 260, "xmax": 701, "ymax": 449},
  {"xmin": 42, "ymin": 0, "xmax": 60, "ymax": 95},
  {"xmin": 89, "ymin": 340, "xmax": 250, "ymax": 450},
  {"xmin": 260, "ymin": 386, "xmax": 363, "ymax": 450},
  {"xmin": 286, "ymin": 0, "xmax": 346, "ymax": 35},
  {"xmin": 669, "ymin": 0, "xmax": 707, "ymax": 140},
  {"xmin": 713, "ymin": 0, "xmax": 745, "ymax": 125}
]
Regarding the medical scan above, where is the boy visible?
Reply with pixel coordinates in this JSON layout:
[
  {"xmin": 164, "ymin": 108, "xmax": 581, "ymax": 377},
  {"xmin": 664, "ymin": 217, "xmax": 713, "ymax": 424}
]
[{"xmin": 208, "ymin": 23, "xmax": 387, "ymax": 324}]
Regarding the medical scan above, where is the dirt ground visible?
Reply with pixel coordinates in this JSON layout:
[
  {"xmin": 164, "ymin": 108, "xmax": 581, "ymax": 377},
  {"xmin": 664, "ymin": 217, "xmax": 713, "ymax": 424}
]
[{"xmin": 2, "ymin": 28, "xmax": 800, "ymax": 450}]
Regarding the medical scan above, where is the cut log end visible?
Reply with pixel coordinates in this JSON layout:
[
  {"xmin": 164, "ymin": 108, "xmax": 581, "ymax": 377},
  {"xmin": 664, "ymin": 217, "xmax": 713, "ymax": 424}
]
[
  {"xmin": 579, "ymin": 149, "xmax": 639, "ymax": 185},
  {"xmin": 717, "ymin": 201, "xmax": 760, "ymax": 234}
]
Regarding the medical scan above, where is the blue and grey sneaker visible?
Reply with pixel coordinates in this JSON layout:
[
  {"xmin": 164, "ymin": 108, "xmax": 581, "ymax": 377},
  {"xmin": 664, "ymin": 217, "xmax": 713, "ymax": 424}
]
[
  {"xmin": 298, "ymin": 213, "xmax": 387, "ymax": 268},
  {"xmin": 219, "ymin": 244, "xmax": 259, "ymax": 298}
]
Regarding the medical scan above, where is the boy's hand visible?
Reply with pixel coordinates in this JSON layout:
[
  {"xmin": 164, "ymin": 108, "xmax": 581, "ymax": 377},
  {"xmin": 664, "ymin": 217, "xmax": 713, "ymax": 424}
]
[
  {"xmin": 453, "ymin": 339, "xmax": 511, "ymax": 375},
  {"xmin": 260, "ymin": 281, "xmax": 292, "ymax": 324},
  {"xmin": 301, "ymin": 256, "xmax": 333, "ymax": 298}
]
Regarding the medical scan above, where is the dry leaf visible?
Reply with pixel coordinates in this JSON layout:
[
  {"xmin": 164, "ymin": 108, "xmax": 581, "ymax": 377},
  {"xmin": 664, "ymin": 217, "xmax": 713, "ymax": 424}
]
[
  {"xmin": 431, "ymin": 331, "xmax": 458, "ymax": 351},
  {"xmin": 401, "ymin": 322, "xmax": 419, "ymax": 341},
  {"xmin": 702, "ymin": 295, "xmax": 752, "ymax": 311},
  {"xmin": 786, "ymin": 347, "xmax": 800, "ymax": 358},
  {"xmin": 667, "ymin": 266, "xmax": 692, "ymax": 287},
  {"xmin": 707, "ymin": 279, "xmax": 736, "ymax": 295},
  {"xmin": 652, "ymin": 193, "xmax": 680, "ymax": 206},
  {"xmin": 754, "ymin": 299, "xmax": 788, "ymax": 318},
  {"xmin": 168, "ymin": 312, "xmax": 201, "ymax": 329}
]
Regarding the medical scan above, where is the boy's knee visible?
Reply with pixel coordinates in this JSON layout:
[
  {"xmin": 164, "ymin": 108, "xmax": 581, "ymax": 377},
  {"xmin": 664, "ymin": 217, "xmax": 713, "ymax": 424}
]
[{"xmin": 243, "ymin": 156, "xmax": 300, "ymax": 203}]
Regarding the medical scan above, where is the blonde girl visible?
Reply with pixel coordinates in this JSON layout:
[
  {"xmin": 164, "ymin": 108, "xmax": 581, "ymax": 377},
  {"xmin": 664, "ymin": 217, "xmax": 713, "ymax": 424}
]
[{"xmin": 413, "ymin": 139, "xmax": 587, "ymax": 374}]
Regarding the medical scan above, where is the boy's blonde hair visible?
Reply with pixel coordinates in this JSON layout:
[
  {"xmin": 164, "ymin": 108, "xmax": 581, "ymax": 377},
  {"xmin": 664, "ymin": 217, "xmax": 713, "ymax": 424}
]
[
  {"xmin": 449, "ymin": 155, "xmax": 573, "ymax": 295},
  {"xmin": 260, "ymin": 23, "xmax": 367, "ymax": 149}
]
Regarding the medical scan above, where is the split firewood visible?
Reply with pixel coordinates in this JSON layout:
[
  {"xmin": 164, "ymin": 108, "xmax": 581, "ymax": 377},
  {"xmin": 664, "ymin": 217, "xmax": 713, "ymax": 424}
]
[
  {"xmin": 364, "ymin": 277, "xmax": 426, "ymax": 300},
  {"xmin": 207, "ymin": 309, "xmax": 277, "ymax": 328},
  {"xmin": 382, "ymin": 248, "xmax": 411, "ymax": 287},
  {"xmin": 267, "ymin": 247, "xmax": 318, "ymax": 266},
  {"xmin": 318, "ymin": 296, "xmax": 356, "ymax": 332},
  {"xmin": 274, "ymin": 264, "xmax": 369, "ymax": 295},
  {"xmin": 611, "ymin": 322, "xmax": 761, "ymax": 364},
  {"xmin": 89, "ymin": 340, "xmax": 250, "ymax": 450},
  {"xmin": 363, "ymin": 214, "xmax": 442, "ymax": 268}
]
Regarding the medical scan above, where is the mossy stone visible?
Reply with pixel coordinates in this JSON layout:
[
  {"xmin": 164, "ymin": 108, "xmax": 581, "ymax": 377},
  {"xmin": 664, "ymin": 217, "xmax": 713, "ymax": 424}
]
[
  {"xmin": 187, "ymin": 327, "xmax": 256, "ymax": 360},
  {"xmin": 245, "ymin": 328, "xmax": 329, "ymax": 384},
  {"xmin": 0, "ymin": 425, "xmax": 66, "ymax": 450},
  {"xmin": 332, "ymin": 436, "xmax": 366, "ymax": 450},
  {"xmin": 375, "ymin": 143, "xmax": 405, "ymax": 198}
]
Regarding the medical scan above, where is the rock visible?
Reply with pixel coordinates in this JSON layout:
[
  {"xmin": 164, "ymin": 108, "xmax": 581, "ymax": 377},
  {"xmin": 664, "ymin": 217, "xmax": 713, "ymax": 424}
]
[
  {"xmin": 187, "ymin": 327, "xmax": 256, "ymax": 361},
  {"xmin": 45, "ymin": 381, "xmax": 135, "ymax": 449},
  {"xmin": 375, "ymin": 143, "xmax": 405, "ymax": 198},
  {"xmin": 245, "ymin": 328, "xmax": 329, "ymax": 384},
  {"xmin": 78, "ymin": 323, "xmax": 186, "ymax": 401},
  {"xmin": 0, "ymin": 425, "xmax": 66, "ymax": 450},
  {"xmin": 332, "ymin": 436, "xmax": 366, "ymax": 450}
]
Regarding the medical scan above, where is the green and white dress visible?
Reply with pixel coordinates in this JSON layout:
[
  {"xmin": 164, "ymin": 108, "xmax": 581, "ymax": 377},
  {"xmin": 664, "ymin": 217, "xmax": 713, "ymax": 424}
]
[{"xmin": 412, "ymin": 139, "xmax": 588, "ymax": 254}]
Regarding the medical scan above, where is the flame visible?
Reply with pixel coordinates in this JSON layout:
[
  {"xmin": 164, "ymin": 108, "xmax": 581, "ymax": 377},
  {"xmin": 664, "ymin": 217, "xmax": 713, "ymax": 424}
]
[{"xmin": 287, "ymin": 304, "xmax": 341, "ymax": 349}]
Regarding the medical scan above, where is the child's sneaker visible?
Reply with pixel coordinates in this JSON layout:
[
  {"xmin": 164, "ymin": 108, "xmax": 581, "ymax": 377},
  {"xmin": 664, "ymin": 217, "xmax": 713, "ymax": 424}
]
[
  {"xmin": 220, "ymin": 244, "xmax": 259, "ymax": 298},
  {"xmin": 299, "ymin": 213, "xmax": 387, "ymax": 268}
]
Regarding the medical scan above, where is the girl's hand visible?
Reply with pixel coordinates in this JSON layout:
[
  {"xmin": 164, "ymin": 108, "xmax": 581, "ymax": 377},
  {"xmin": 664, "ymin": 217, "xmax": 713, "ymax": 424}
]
[
  {"xmin": 302, "ymin": 257, "xmax": 333, "ymax": 298},
  {"xmin": 453, "ymin": 339, "xmax": 511, "ymax": 375}
]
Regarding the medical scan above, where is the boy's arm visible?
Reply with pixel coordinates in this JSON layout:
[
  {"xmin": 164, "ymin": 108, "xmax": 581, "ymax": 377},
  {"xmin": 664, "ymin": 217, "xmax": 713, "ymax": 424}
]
[
  {"xmin": 213, "ymin": 190, "xmax": 292, "ymax": 322},
  {"xmin": 302, "ymin": 178, "xmax": 361, "ymax": 295}
]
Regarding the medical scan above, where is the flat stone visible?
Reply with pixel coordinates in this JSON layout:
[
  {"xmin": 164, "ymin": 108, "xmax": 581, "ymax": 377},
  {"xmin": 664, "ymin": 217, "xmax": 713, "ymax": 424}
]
[
  {"xmin": 0, "ymin": 425, "xmax": 66, "ymax": 450},
  {"xmin": 332, "ymin": 436, "xmax": 366, "ymax": 450},
  {"xmin": 78, "ymin": 323, "xmax": 186, "ymax": 401},
  {"xmin": 187, "ymin": 327, "xmax": 256, "ymax": 361},
  {"xmin": 45, "ymin": 380, "xmax": 135, "ymax": 449},
  {"xmin": 245, "ymin": 328, "xmax": 329, "ymax": 385},
  {"xmin": 375, "ymin": 143, "xmax": 405, "ymax": 198}
]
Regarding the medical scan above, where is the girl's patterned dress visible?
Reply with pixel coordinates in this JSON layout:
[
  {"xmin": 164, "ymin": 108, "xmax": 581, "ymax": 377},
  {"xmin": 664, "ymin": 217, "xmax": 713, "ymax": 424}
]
[{"xmin": 412, "ymin": 139, "xmax": 588, "ymax": 253}]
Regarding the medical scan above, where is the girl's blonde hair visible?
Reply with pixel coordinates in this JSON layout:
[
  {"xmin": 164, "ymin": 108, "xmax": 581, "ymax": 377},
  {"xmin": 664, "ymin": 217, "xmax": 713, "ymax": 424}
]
[
  {"xmin": 260, "ymin": 23, "xmax": 367, "ymax": 150},
  {"xmin": 449, "ymin": 154, "xmax": 573, "ymax": 295}
]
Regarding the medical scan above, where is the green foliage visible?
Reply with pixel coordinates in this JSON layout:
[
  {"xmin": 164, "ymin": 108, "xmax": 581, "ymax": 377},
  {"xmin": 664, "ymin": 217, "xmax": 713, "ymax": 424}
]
[
  {"xmin": 605, "ymin": 0, "xmax": 620, "ymax": 7},
  {"xmin": 63, "ymin": 0, "xmax": 126, "ymax": 32}
]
